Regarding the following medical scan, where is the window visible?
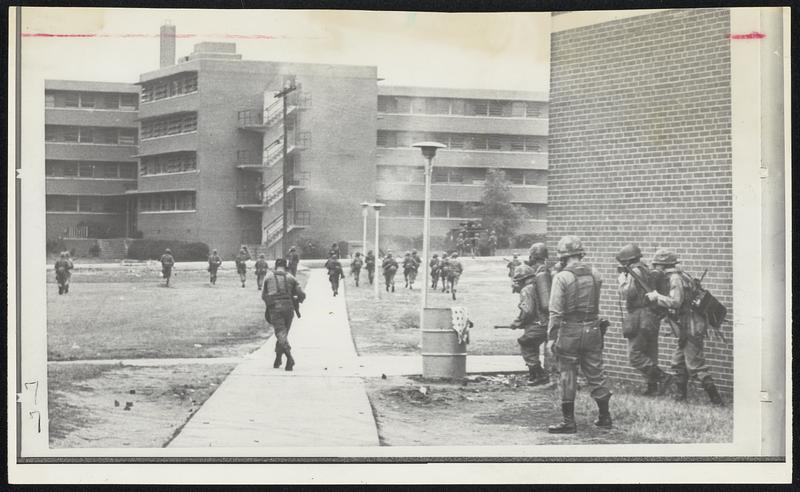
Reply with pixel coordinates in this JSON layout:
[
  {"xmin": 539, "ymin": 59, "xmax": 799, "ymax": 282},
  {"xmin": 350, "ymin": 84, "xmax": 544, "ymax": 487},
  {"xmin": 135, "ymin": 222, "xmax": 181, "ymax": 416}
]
[
  {"xmin": 63, "ymin": 127, "xmax": 79, "ymax": 142},
  {"xmin": 525, "ymin": 136, "xmax": 543, "ymax": 152},
  {"xmin": 45, "ymin": 127, "xmax": 57, "ymax": 142},
  {"xmin": 140, "ymin": 113, "xmax": 197, "ymax": 139},
  {"xmin": 78, "ymin": 128, "xmax": 94, "ymax": 143},
  {"xmin": 411, "ymin": 98, "xmax": 426, "ymax": 114},
  {"xmin": 449, "ymin": 202, "xmax": 465, "ymax": 217},
  {"xmin": 62, "ymin": 162, "xmax": 78, "ymax": 176},
  {"xmin": 63, "ymin": 93, "xmax": 79, "ymax": 108},
  {"xmin": 376, "ymin": 131, "xmax": 397, "ymax": 148},
  {"xmin": 166, "ymin": 157, "xmax": 182, "ymax": 173},
  {"xmin": 79, "ymin": 163, "xmax": 94, "ymax": 178},
  {"xmin": 407, "ymin": 201, "xmax": 424, "ymax": 217},
  {"xmin": 141, "ymin": 72, "xmax": 198, "ymax": 103},
  {"xmin": 182, "ymin": 114, "xmax": 197, "ymax": 132},
  {"xmin": 506, "ymin": 169, "xmax": 524, "ymax": 185},
  {"xmin": 377, "ymin": 96, "xmax": 397, "ymax": 113},
  {"xmin": 526, "ymin": 102, "xmax": 546, "ymax": 118},
  {"xmin": 426, "ymin": 98, "xmax": 450, "ymax": 115},
  {"xmin": 45, "ymin": 93, "xmax": 55, "ymax": 107},
  {"xmin": 487, "ymin": 136, "xmax": 503, "ymax": 150},
  {"xmin": 395, "ymin": 97, "xmax": 412, "ymax": 113},
  {"xmin": 523, "ymin": 170, "xmax": 546, "ymax": 186},
  {"xmin": 510, "ymin": 136, "xmax": 525, "ymax": 152},
  {"xmin": 46, "ymin": 195, "xmax": 78, "ymax": 212},
  {"xmin": 432, "ymin": 202, "xmax": 448, "ymax": 217},
  {"xmin": 120, "ymin": 94, "xmax": 138, "ymax": 110},
  {"xmin": 177, "ymin": 193, "xmax": 195, "ymax": 210},
  {"xmin": 102, "ymin": 164, "xmax": 118, "ymax": 178},
  {"xmin": 449, "ymin": 135, "xmax": 464, "ymax": 149},
  {"xmin": 80, "ymin": 93, "xmax": 96, "ymax": 108},
  {"xmin": 432, "ymin": 169, "xmax": 449, "ymax": 183},
  {"xmin": 467, "ymin": 100, "xmax": 488, "ymax": 116},
  {"xmin": 100, "ymin": 94, "xmax": 119, "ymax": 110},
  {"xmin": 488, "ymin": 101, "xmax": 505, "ymax": 117},
  {"xmin": 511, "ymin": 102, "xmax": 526, "ymax": 118},
  {"xmin": 451, "ymin": 99, "xmax": 465, "ymax": 115},
  {"xmin": 119, "ymin": 164, "xmax": 136, "ymax": 179},
  {"xmin": 96, "ymin": 128, "xmax": 118, "ymax": 144},
  {"xmin": 118, "ymin": 129, "xmax": 137, "ymax": 145},
  {"xmin": 45, "ymin": 161, "xmax": 58, "ymax": 176}
]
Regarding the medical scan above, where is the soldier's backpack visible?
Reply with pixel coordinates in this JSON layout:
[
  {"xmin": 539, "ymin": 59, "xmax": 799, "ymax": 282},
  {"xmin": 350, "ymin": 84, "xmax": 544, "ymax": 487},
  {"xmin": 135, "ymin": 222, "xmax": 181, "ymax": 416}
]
[{"xmin": 680, "ymin": 270, "xmax": 727, "ymax": 328}]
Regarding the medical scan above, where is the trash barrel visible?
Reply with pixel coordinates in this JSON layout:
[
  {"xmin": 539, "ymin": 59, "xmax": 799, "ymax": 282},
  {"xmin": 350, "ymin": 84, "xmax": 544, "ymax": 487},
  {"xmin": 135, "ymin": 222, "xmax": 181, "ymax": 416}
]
[{"xmin": 421, "ymin": 307, "xmax": 466, "ymax": 379}]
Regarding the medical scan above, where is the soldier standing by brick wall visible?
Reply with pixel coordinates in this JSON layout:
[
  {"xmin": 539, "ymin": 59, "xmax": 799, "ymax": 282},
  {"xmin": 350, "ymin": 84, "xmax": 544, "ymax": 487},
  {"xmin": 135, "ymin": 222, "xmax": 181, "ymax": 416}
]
[
  {"xmin": 616, "ymin": 243, "xmax": 674, "ymax": 396},
  {"xmin": 547, "ymin": 236, "xmax": 612, "ymax": 434},
  {"xmin": 646, "ymin": 248, "xmax": 724, "ymax": 406}
]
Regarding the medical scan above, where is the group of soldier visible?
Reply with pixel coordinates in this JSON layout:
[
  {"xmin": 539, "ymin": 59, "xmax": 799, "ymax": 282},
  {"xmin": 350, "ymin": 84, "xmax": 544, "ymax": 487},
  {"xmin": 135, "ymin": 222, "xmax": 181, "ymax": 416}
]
[{"xmin": 508, "ymin": 236, "xmax": 725, "ymax": 434}]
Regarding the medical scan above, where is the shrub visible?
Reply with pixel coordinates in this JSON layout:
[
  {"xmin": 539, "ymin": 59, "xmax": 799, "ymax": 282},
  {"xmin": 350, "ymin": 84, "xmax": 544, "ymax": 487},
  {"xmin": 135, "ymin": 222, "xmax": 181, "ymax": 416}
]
[
  {"xmin": 127, "ymin": 240, "xmax": 210, "ymax": 261},
  {"xmin": 88, "ymin": 243, "xmax": 101, "ymax": 257},
  {"xmin": 511, "ymin": 233, "xmax": 547, "ymax": 249},
  {"xmin": 47, "ymin": 239, "xmax": 66, "ymax": 255},
  {"xmin": 395, "ymin": 311, "xmax": 419, "ymax": 330}
]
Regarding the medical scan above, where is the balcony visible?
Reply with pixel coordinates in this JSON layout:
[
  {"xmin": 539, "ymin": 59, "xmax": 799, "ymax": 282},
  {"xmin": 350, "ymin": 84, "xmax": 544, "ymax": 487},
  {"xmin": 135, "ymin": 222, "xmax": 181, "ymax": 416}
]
[
  {"xmin": 376, "ymin": 147, "xmax": 547, "ymax": 170},
  {"xmin": 262, "ymin": 138, "xmax": 300, "ymax": 168},
  {"xmin": 376, "ymin": 181, "xmax": 547, "ymax": 204},
  {"xmin": 45, "ymin": 108, "xmax": 138, "ymax": 128},
  {"xmin": 235, "ymin": 189, "xmax": 265, "ymax": 210},
  {"xmin": 377, "ymin": 113, "xmax": 547, "ymax": 136},
  {"xmin": 264, "ymin": 214, "xmax": 284, "ymax": 247},
  {"xmin": 264, "ymin": 175, "xmax": 283, "ymax": 207},
  {"xmin": 237, "ymin": 99, "xmax": 297, "ymax": 133},
  {"xmin": 287, "ymin": 172, "xmax": 309, "ymax": 192},
  {"xmin": 46, "ymin": 177, "xmax": 137, "ymax": 196},
  {"xmin": 45, "ymin": 142, "xmax": 137, "ymax": 162}
]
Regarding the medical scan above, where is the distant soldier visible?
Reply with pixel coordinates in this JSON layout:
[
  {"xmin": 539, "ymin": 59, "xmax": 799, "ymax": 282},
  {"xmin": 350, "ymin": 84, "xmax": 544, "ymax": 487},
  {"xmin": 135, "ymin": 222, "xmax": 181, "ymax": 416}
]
[
  {"xmin": 512, "ymin": 243, "xmax": 552, "ymax": 386},
  {"xmin": 429, "ymin": 253, "xmax": 441, "ymax": 289},
  {"xmin": 616, "ymin": 243, "xmax": 674, "ymax": 396},
  {"xmin": 351, "ymin": 252, "xmax": 364, "ymax": 287},
  {"xmin": 446, "ymin": 252, "xmax": 463, "ymax": 300},
  {"xmin": 325, "ymin": 254, "xmax": 345, "ymax": 296},
  {"xmin": 262, "ymin": 258, "xmax": 306, "ymax": 371},
  {"xmin": 255, "ymin": 254, "xmax": 270, "ymax": 290},
  {"xmin": 287, "ymin": 246, "xmax": 300, "ymax": 276},
  {"xmin": 439, "ymin": 253, "xmax": 450, "ymax": 292},
  {"xmin": 207, "ymin": 249, "xmax": 222, "ymax": 285},
  {"xmin": 456, "ymin": 232, "xmax": 466, "ymax": 257},
  {"xmin": 507, "ymin": 254, "xmax": 522, "ymax": 278},
  {"xmin": 234, "ymin": 246, "xmax": 250, "ymax": 288},
  {"xmin": 364, "ymin": 250, "xmax": 376, "ymax": 285},
  {"xmin": 54, "ymin": 251, "xmax": 73, "ymax": 295},
  {"xmin": 382, "ymin": 252, "xmax": 399, "ymax": 292},
  {"xmin": 488, "ymin": 231, "xmax": 498, "ymax": 256},
  {"xmin": 646, "ymin": 249, "xmax": 724, "ymax": 405},
  {"xmin": 329, "ymin": 242, "xmax": 340, "ymax": 258},
  {"xmin": 159, "ymin": 248, "xmax": 175, "ymax": 287},
  {"xmin": 402, "ymin": 251, "xmax": 419, "ymax": 289},
  {"xmin": 547, "ymin": 236, "xmax": 612, "ymax": 434}
]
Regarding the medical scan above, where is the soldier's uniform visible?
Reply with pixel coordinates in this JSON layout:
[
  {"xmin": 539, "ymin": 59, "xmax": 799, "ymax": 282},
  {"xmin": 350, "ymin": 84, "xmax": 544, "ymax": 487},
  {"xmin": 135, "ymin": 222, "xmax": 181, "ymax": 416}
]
[
  {"xmin": 439, "ymin": 254, "xmax": 450, "ymax": 291},
  {"xmin": 382, "ymin": 253, "xmax": 398, "ymax": 292},
  {"xmin": 402, "ymin": 252, "xmax": 419, "ymax": 289},
  {"xmin": 429, "ymin": 254, "xmax": 440, "ymax": 289},
  {"xmin": 446, "ymin": 253, "xmax": 463, "ymax": 300},
  {"xmin": 548, "ymin": 236, "xmax": 612, "ymax": 434},
  {"xmin": 616, "ymin": 244, "xmax": 674, "ymax": 396},
  {"xmin": 287, "ymin": 248, "xmax": 300, "ymax": 276},
  {"xmin": 364, "ymin": 251, "xmax": 376, "ymax": 285},
  {"xmin": 262, "ymin": 260, "xmax": 306, "ymax": 371},
  {"xmin": 235, "ymin": 248, "xmax": 250, "ymax": 288},
  {"xmin": 254, "ymin": 255, "xmax": 269, "ymax": 290},
  {"xmin": 54, "ymin": 252, "xmax": 73, "ymax": 295},
  {"xmin": 507, "ymin": 255, "xmax": 522, "ymax": 278},
  {"xmin": 325, "ymin": 255, "xmax": 345, "ymax": 296},
  {"xmin": 646, "ymin": 249, "xmax": 724, "ymax": 405},
  {"xmin": 159, "ymin": 249, "xmax": 175, "ymax": 287},
  {"xmin": 351, "ymin": 253, "xmax": 364, "ymax": 287},
  {"xmin": 207, "ymin": 250, "xmax": 222, "ymax": 285},
  {"xmin": 488, "ymin": 232, "xmax": 498, "ymax": 257},
  {"xmin": 514, "ymin": 243, "xmax": 552, "ymax": 385}
]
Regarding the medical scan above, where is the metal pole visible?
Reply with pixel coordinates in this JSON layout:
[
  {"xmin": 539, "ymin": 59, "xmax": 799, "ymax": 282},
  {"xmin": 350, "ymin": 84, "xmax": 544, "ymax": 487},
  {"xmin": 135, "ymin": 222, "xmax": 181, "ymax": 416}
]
[
  {"xmin": 421, "ymin": 156, "xmax": 432, "ymax": 310},
  {"xmin": 374, "ymin": 207, "xmax": 381, "ymax": 300},
  {"xmin": 362, "ymin": 207, "xmax": 368, "ymax": 257}
]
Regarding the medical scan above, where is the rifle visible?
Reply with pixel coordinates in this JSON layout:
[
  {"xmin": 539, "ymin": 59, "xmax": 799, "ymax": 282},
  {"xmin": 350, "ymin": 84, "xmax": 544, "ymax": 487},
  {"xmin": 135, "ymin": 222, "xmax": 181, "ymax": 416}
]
[
  {"xmin": 622, "ymin": 264, "xmax": 682, "ymax": 338},
  {"xmin": 293, "ymin": 296, "xmax": 302, "ymax": 318},
  {"xmin": 685, "ymin": 269, "xmax": 728, "ymax": 344},
  {"xmin": 494, "ymin": 325, "xmax": 516, "ymax": 330}
]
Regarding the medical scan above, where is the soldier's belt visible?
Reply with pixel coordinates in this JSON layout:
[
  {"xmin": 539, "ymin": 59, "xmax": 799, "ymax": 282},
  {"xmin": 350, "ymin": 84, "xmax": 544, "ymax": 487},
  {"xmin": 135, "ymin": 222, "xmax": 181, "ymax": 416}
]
[{"xmin": 562, "ymin": 313, "xmax": 599, "ymax": 323}]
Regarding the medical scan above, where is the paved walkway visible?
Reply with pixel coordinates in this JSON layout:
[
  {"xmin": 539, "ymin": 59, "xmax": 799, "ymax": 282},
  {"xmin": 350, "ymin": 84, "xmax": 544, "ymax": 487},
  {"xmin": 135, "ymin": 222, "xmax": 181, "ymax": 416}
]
[
  {"xmin": 165, "ymin": 269, "xmax": 526, "ymax": 448},
  {"xmin": 167, "ymin": 269, "xmax": 380, "ymax": 447}
]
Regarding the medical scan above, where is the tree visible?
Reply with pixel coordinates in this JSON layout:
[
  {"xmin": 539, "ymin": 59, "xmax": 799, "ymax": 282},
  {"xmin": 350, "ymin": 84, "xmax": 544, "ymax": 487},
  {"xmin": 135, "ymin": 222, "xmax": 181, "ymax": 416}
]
[{"xmin": 470, "ymin": 169, "xmax": 527, "ymax": 247}]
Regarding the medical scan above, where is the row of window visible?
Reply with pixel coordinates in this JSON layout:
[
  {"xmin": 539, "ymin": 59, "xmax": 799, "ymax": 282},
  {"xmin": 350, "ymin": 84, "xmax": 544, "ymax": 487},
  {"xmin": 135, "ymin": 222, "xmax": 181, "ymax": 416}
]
[
  {"xmin": 140, "ymin": 153, "xmax": 197, "ymax": 176},
  {"xmin": 45, "ymin": 160, "xmax": 137, "ymax": 179},
  {"xmin": 140, "ymin": 113, "xmax": 198, "ymax": 140},
  {"xmin": 46, "ymin": 195, "xmax": 125, "ymax": 213},
  {"xmin": 377, "ymin": 131, "xmax": 546, "ymax": 153},
  {"xmin": 45, "ymin": 91, "xmax": 139, "ymax": 111},
  {"xmin": 138, "ymin": 192, "xmax": 196, "ymax": 212},
  {"xmin": 45, "ymin": 125, "xmax": 138, "ymax": 145},
  {"xmin": 140, "ymin": 72, "xmax": 198, "ymax": 103},
  {"xmin": 377, "ymin": 166, "xmax": 546, "ymax": 186},
  {"xmin": 377, "ymin": 96, "xmax": 546, "ymax": 118},
  {"xmin": 381, "ymin": 200, "xmax": 546, "ymax": 219}
]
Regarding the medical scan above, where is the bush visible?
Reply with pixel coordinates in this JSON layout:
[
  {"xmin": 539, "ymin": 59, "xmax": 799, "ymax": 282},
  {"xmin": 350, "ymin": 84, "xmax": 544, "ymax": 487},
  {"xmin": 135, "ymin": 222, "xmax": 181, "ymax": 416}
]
[
  {"xmin": 395, "ymin": 311, "xmax": 419, "ymax": 330},
  {"xmin": 88, "ymin": 244, "xmax": 101, "ymax": 257},
  {"xmin": 47, "ymin": 239, "xmax": 66, "ymax": 255},
  {"xmin": 127, "ymin": 240, "xmax": 210, "ymax": 261}
]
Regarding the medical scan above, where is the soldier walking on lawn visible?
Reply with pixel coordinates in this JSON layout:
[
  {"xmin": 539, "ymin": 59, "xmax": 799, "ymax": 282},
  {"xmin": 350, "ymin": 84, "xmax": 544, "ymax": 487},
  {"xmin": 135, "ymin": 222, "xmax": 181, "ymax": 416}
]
[
  {"xmin": 207, "ymin": 249, "xmax": 222, "ymax": 285},
  {"xmin": 547, "ymin": 235, "xmax": 612, "ymax": 434},
  {"xmin": 446, "ymin": 252, "xmax": 463, "ymax": 300},
  {"xmin": 403, "ymin": 251, "xmax": 419, "ymax": 289},
  {"xmin": 616, "ymin": 243, "xmax": 674, "ymax": 396},
  {"xmin": 382, "ymin": 251, "xmax": 399, "ymax": 292},
  {"xmin": 255, "ymin": 254, "xmax": 270, "ymax": 290},
  {"xmin": 439, "ymin": 253, "xmax": 450, "ymax": 292},
  {"xmin": 351, "ymin": 252, "xmax": 364, "ymax": 287},
  {"xmin": 262, "ymin": 258, "xmax": 306, "ymax": 371},
  {"xmin": 645, "ymin": 249, "xmax": 724, "ymax": 406},
  {"xmin": 54, "ymin": 251, "xmax": 73, "ymax": 295},
  {"xmin": 160, "ymin": 248, "xmax": 175, "ymax": 287},
  {"xmin": 234, "ymin": 246, "xmax": 250, "ymax": 288},
  {"xmin": 429, "ymin": 253, "xmax": 441, "ymax": 289},
  {"xmin": 364, "ymin": 250, "xmax": 376, "ymax": 286},
  {"xmin": 325, "ymin": 253, "xmax": 345, "ymax": 296}
]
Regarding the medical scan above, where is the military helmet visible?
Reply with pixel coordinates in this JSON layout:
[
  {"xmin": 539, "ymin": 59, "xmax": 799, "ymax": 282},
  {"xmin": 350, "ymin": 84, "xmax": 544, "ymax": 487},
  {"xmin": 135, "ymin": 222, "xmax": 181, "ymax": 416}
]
[
  {"xmin": 212, "ymin": 249, "xmax": 218, "ymax": 254},
  {"xmin": 432, "ymin": 253, "xmax": 438, "ymax": 258},
  {"xmin": 165, "ymin": 248, "xmax": 172, "ymax": 254},
  {"xmin": 512, "ymin": 253, "xmax": 519, "ymax": 258},
  {"xmin": 59, "ymin": 251, "xmax": 67, "ymax": 258},
  {"xmin": 512, "ymin": 264, "xmax": 536, "ymax": 283},
  {"xmin": 651, "ymin": 248, "xmax": 679, "ymax": 266},
  {"xmin": 616, "ymin": 243, "xmax": 642, "ymax": 263},
  {"xmin": 556, "ymin": 236, "xmax": 584, "ymax": 259},
  {"xmin": 451, "ymin": 252, "xmax": 459, "ymax": 258},
  {"xmin": 528, "ymin": 242, "xmax": 549, "ymax": 261},
  {"xmin": 259, "ymin": 254, "xmax": 265, "ymax": 259},
  {"xmin": 405, "ymin": 251, "xmax": 410, "ymax": 256},
  {"xmin": 275, "ymin": 258, "xmax": 287, "ymax": 268}
]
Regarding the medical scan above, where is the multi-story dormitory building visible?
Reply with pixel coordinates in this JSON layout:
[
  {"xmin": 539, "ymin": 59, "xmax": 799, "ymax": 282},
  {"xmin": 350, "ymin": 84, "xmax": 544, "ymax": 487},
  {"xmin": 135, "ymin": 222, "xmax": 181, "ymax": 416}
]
[{"xmin": 45, "ymin": 25, "xmax": 548, "ymax": 258}]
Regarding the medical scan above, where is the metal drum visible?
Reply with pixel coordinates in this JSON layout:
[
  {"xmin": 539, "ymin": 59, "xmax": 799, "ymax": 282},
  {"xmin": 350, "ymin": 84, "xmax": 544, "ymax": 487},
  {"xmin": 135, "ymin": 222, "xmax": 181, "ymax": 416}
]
[{"xmin": 421, "ymin": 307, "xmax": 466, "ymax": 379}]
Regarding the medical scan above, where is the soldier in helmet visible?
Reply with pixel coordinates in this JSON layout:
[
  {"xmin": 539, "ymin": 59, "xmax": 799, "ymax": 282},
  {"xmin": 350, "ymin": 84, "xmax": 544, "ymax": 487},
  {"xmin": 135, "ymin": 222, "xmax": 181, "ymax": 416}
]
[
  {"xmin": 645, "ymin": 249, "xmax": 724, "ymax": 405},
  {"xmin": 54, "ymin": 251, "xmax": 73, "ymax": 295},
  {"xmin": 616, "ymin": 244, "xmax": 674, "ymax": 396},
  {"xmin": 287, "ymin": 246, "xmax": 300, "ymax": 276},
  {"xmin": 547, "ymin": 236, "xmax": 612, "ymax": 433},
  {"xmin": 439, "ymin": 253, "xmax": 451, "ymax": 292},
  {"xmin": 382, "ymin": 251, "xmax": 399, "ymax": 292},
  {"xmin": 488, "ymin": 230, "xmax": 498, "ymax": 257},
  {"xmin": 159, "ymin": 248, "xmax": 175, "ymax": 287},
  {"xmin": 364, "ymin": 250, "xmax": 376, "ymax": 285},
  {"xmin": 350, "ymin": 252, "xmax": 364, "ymax": 287},
  {"xmin": 507, "ymin": 254, "xmax": 522, "ymax": 278},
  {"xmin": 429, "ymin": 253, "xmax": 441, "ymax": 289},
  {"xmin": 207, "ymin": 249, "xmax": 222, "ymax": 285},
  {"xmin": 513, "ymin": 242, "xmax": 553, "ymax": 385},
  {"xmin": 234, "ymin": 246, "xmax": 250, "ymax": 288},
  {"xmin": 262, "ymin": 258, "xmax": 306, "ymax": 371},
  {"xmin": 446, "ymin": 252, "xmax": 463, "ymax": 300},
  {"xmin": 325, "ymin": 253, "xmax": 345, "ymax": 296},
  {"xmin": 254, "ymin": 254, "xmax": 270, "ymax": 290},
  {"xmin": 402, "ymin": 251, "xmax": 419, "ymax": 289}
]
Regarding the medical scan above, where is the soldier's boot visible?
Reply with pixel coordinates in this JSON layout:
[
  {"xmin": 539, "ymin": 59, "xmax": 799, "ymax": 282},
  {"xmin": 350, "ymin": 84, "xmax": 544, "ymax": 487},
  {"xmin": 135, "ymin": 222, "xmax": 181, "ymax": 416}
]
[
  {"xmin": 702, "ymin": 377, "xmax": 724, "ymax": 406},
  {"xmin": 642, "ymin": 381, "xmax": 659, "ymax": 396},
  {"xmin": 58, "ymin": 285, "xmax": 63, "ymax": 295},
  {"xmin": 673, "ymin": 378, "xmax": 688, "ymax": 402},
  {"xmin": 548, "ymin": 402, "xmax": 577, "ymax": 434},
  {"xmin": 273, "ymin": 352, "xmax": 282, "ymax": 369},
  {"xmin": 594, "ymin": 395, "xmax": 613, "ymax": 429},
  {"xmin": 65, "ymin": 284, "xmax": 69, "ymax": 294},
  {"xmin": 285, "ymin": 351, "xmax": 295, "ymax": 372},
  {"xmin": 452, "ymin": 289, "xmax": 457, "ymax": 301},
  {"xmin": 391, "ymin": 284, "xmax": 395, "ymax": 293},
  {"xmin": 528, "ymin": 365, "xmax": 550, "ymax": 386},
  {"xmin": 657, "ymin": 370, "xmax": 675, "ymax": 396}
]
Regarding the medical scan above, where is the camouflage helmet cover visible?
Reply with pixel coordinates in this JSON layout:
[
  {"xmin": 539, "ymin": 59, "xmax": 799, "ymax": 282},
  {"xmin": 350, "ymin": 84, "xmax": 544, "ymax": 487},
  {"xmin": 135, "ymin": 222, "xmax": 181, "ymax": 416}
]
[
  {"xmin": 556, "ymin": 236, "xmax": 584, "ymax": 259},
  {"xmin": 512, "ymin": 264, "xmax": 536, "ymax": 283},
  {"xmin": 528, "ymin": 242, "xmax": 549, "ymax": 261},
  {"xmin": 651, "ymin": 248, "xmax": 679, "ymax": 266},
  {"xmin": 616, "ymin": 243, "xmax": 642, "ymax": 263}
]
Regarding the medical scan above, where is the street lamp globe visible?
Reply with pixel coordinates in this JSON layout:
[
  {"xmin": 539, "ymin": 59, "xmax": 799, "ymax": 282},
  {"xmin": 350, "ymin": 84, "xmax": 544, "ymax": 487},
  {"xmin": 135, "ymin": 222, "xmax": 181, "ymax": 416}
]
[{"xmin": 411, "ymin": 141, "xmax": 447, "ymax": 160}]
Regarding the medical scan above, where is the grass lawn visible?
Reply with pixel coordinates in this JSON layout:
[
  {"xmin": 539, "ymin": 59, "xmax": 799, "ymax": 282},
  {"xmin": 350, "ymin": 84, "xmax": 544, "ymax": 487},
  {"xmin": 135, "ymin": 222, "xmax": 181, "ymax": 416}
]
[
  {"xmin": 47, "ymin": 268, "xmax": 308, "ymax": 361},
  {"xmin": 48, "ymin": 362, "xmax": 235, "ymax": 447},
  {"xmin": 345, "ymin": 258, "xmax": 521, "ymax": 355},
  {"xmin": 366, "ymin": 374, "xmax": 733, "ymax": 446}
]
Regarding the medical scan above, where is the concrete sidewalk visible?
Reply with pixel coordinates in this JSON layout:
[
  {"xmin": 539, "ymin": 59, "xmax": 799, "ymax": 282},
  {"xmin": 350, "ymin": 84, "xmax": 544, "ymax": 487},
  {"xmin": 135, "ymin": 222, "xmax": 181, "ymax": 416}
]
[{"xmin": 167, "ymin": 269, "xmax": 380, "ymax": 447}]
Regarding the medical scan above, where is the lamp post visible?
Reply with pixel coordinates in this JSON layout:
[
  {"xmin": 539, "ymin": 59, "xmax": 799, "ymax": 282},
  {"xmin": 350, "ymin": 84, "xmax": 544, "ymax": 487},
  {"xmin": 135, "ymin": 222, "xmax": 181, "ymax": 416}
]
[
  {"xmin": 360, "ymin": 202, "xmax": 370, "ymax": 257},
  {"xmin": 411, "ymin": 142, "xmax": 447, "ymax": 327},
  {"xmin": 371, "ymin": 202, "xmax": 385, "ymax": 300}
]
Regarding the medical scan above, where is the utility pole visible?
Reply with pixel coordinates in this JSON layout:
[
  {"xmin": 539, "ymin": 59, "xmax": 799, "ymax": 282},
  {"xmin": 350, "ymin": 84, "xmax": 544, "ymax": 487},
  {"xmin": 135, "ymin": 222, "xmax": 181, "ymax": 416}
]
[{"xmin": 275, "ymin": 80, "xmax": 297, "ymax": 258}]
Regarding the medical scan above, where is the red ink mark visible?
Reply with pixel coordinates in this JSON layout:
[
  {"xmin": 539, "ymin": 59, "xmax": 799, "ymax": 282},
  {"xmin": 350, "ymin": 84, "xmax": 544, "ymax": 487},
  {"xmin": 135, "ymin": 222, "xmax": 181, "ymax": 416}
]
[
  {"xmin": 728, "ymin": 32, "xmax": 766, "ymax": 40},
  {"xmin": 22, "ymin": 32, "xmax": 304, "ymax": 40}
]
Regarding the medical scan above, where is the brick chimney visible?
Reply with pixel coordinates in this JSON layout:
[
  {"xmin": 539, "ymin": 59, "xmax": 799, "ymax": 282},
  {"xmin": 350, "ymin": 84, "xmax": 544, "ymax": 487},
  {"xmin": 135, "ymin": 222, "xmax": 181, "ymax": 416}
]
[{"xmin": 160, "ymin": 21, "xmax": 176, "ymax": 68}]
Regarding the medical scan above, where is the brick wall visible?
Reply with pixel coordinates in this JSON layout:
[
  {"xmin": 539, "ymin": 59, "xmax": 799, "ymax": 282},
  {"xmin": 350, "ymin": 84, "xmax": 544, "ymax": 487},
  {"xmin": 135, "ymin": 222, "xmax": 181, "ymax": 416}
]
[{"xmin": 548, "ymin": 9, "xmax": 733, "ymax": 394}]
